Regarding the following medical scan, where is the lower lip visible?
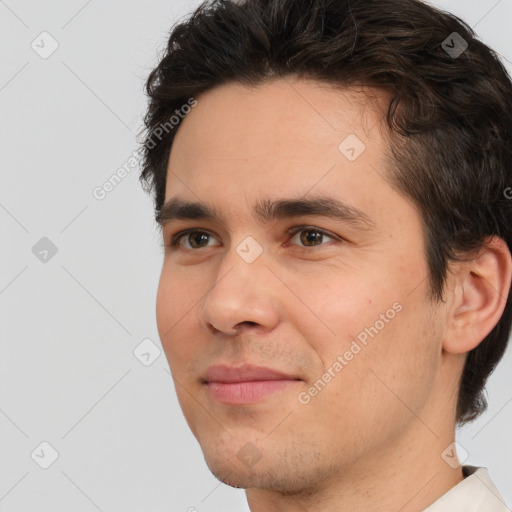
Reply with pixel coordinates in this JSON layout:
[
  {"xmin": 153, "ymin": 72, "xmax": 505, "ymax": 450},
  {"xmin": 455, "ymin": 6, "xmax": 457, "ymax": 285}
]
[{"xmin": 205, "ymin": 380, "xmax": 298, "ymax": 404}]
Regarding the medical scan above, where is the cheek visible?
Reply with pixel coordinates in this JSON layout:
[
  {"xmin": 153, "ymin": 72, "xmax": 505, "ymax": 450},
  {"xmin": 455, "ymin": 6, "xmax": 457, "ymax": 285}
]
[
  {"xmin": 309, "ymin": 248, "xmax": 429, "ymax": 351},
  {"xmin": 317, "ymin": 275, "xmax": 436, "ymax": 375},
  {"xmin": 298, "ymin": 265, "xmax": 438, "ymax": 398},
  {"xmin": 155, "ymin": 270, "xmax": 175, "ymax": 340},
  {"xmin": 155, "ymin": 267, "xmax": 197, "ymax": 363},
  {"xmin": 300, "ymin": 297, "xmax": 440, "ymax": 457},
  {"xmin": 156, "ymin": 263, "xmax": 202, "ymax": 330},
  {"xmin": 289, "ymin": 269, "xmax": 396, "ymax": 356}
]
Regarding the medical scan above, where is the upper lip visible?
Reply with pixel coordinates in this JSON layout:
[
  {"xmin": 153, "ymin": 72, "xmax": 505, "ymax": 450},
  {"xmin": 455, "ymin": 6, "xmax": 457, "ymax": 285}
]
[{"xmin": 203, "ymin": 364, "xmax": 301, "ymax": 383}]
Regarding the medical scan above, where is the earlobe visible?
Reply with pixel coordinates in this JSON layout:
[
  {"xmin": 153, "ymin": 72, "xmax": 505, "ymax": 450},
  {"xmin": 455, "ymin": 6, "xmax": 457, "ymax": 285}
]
[{"xmin": 443, "ymin": 236, "xmax": 512, "ymax": 355}]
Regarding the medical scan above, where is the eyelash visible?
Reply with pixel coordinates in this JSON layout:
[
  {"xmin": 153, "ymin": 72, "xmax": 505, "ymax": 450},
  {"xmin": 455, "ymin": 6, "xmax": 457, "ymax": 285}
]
[{"xmin": 165, "ymin": 225, "xmax": 341, "ymax": 250}]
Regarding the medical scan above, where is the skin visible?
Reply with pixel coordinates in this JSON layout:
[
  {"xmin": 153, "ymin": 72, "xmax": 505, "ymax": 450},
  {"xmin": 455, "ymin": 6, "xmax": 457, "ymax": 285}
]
[{"xmin": 155, "ymin": 77, "xmax": 512, "ymax": 512}]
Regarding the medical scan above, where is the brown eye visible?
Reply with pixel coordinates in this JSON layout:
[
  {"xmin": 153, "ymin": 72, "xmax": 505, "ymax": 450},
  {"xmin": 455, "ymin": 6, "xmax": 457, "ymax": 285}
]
[
  {"xmin": 300, "ymin": 230, "xmax": 324, "ymax": 246},
  {"xmin": 170, "ymin": 230, "xmax": 221, "ymax": 250},
  {"xmin": 187, "ymin": 232, "xmax": 211, "ymax": 248},
  {"xmin": 289, "ymin": 227, "xmax": 336, "ymax": 247}
]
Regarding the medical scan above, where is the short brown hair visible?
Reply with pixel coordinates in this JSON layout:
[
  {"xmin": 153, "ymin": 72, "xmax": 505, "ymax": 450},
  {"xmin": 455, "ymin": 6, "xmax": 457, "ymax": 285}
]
[{"xmin": 139, "ymin": 0, "xmax": 512, "ymax": 425}]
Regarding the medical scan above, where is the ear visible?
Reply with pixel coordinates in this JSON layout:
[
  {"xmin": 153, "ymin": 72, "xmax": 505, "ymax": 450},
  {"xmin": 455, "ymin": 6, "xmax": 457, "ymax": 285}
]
[{"xmin": 443, "ymin": 236, "xmax": 512, "ymax": 354}]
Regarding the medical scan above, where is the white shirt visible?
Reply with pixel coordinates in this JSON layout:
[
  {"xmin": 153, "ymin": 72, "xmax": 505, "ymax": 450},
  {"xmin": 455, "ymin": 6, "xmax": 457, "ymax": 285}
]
[{"xmin": 424, "ymin": 465, "xmax": 510, "ymax": 511}]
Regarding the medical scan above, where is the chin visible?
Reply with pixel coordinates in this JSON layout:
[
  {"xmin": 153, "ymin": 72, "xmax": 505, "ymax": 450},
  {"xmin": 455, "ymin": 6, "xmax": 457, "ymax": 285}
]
[
  {"xmin": 207, "ymin": 463, "xmax": 256, "ymax": 489},
  {"xmin": 202, "ymin": 450, "xmax": 262, "ymax": 489},
  {"xmin": 201, "ymin": 445, "xmax": 330, "ymax": 496}
]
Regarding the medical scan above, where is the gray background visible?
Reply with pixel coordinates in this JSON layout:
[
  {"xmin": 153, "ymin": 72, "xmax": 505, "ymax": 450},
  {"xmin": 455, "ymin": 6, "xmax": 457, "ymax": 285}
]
[{"xmin": 0, "ymin": 1, "xmax": 511, "ymax": 510}]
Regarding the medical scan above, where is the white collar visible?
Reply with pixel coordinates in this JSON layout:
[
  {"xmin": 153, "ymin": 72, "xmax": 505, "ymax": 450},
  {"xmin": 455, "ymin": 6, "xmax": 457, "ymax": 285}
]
[{"xmin": 423, "ymin": 466, "xmax": 510, "ymax": 511}]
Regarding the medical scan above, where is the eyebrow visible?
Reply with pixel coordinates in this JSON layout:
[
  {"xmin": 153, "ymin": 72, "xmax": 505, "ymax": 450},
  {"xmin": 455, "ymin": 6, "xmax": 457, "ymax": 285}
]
[{"xmin": 157, "ymin": 195, "xmax": 376, "ymax": 231}]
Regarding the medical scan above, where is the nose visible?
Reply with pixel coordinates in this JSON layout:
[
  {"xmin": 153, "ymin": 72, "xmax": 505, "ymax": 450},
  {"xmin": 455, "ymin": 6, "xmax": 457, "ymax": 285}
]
[{"xmin": 199, "ymin": 245, "xmax": 280, "ymax": 336}]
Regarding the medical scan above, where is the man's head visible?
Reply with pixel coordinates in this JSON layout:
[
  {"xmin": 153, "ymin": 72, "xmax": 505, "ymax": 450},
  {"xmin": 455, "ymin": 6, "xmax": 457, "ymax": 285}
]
[{"xmin": 139, "ymin": 0, "xmax": 512, "ymax": 499}]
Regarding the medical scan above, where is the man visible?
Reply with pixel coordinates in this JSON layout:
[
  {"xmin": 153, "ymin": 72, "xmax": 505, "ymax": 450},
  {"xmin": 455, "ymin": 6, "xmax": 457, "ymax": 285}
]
[{"xmin": 139, "ymin": 0, "xmax": 512, "ymax": 510}]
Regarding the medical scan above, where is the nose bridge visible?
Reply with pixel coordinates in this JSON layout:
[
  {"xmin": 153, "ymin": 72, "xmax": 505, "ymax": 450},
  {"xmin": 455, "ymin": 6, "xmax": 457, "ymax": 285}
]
[
  {"xmin": 199, "ymin": 236, "xmax": 278, "ymax": 334},
  {"xmin": 212, "ymin": 232, "xmax": 268, "ymax": 291}
]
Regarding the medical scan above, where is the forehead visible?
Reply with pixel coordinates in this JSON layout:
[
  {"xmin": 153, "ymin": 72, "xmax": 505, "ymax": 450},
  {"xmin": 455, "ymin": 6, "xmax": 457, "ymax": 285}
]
[
  {"xmin": 168, "ymin": 77, "xmax": 390, "ymax": 160},
  {"xmin": 165, "ymin": 78, "xmax": 396, "ymax": 220}
]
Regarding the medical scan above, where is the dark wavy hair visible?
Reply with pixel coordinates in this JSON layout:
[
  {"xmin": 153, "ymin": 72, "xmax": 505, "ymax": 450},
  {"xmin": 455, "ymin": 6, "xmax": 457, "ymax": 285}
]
[{"xmin": 139, "ymin": 0, "xmax": 512, "ymax": 426}]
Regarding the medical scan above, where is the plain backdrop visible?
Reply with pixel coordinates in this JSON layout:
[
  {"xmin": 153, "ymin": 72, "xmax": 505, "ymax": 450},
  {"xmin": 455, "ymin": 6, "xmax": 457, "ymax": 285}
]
[{"xmin": 0, "ymin": 1, "xmax": 511, "ymax": 510}]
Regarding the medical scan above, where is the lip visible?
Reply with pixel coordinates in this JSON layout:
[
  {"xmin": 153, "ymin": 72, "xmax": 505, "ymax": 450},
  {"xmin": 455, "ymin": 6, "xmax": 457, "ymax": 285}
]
[
  {"xmin": 202, "ymin": 364, "xmax": 302, "ymax": 405},
  {"xmin": 202, "ymin": 364, "xmax": 300, "ymax": 383}
]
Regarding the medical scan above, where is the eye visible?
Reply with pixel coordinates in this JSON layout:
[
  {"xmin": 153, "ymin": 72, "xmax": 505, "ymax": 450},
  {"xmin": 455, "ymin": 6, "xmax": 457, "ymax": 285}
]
[
  {"xmin": 288, "ymin": 226, "xmax": 338, "ymax": 247},
  {"xmin": 169, "ymin": 229, "xmax": 220, "ymax": 250},
  {"xmin": 165, "ymin": 225, "xmax": 340, "ymax": 252}
]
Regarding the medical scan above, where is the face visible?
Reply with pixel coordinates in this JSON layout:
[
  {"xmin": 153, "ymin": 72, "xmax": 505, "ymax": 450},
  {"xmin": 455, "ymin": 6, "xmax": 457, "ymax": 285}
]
[{"xmin": 156, "ymin": 77, "xmax": 448, "ymax": 493}]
